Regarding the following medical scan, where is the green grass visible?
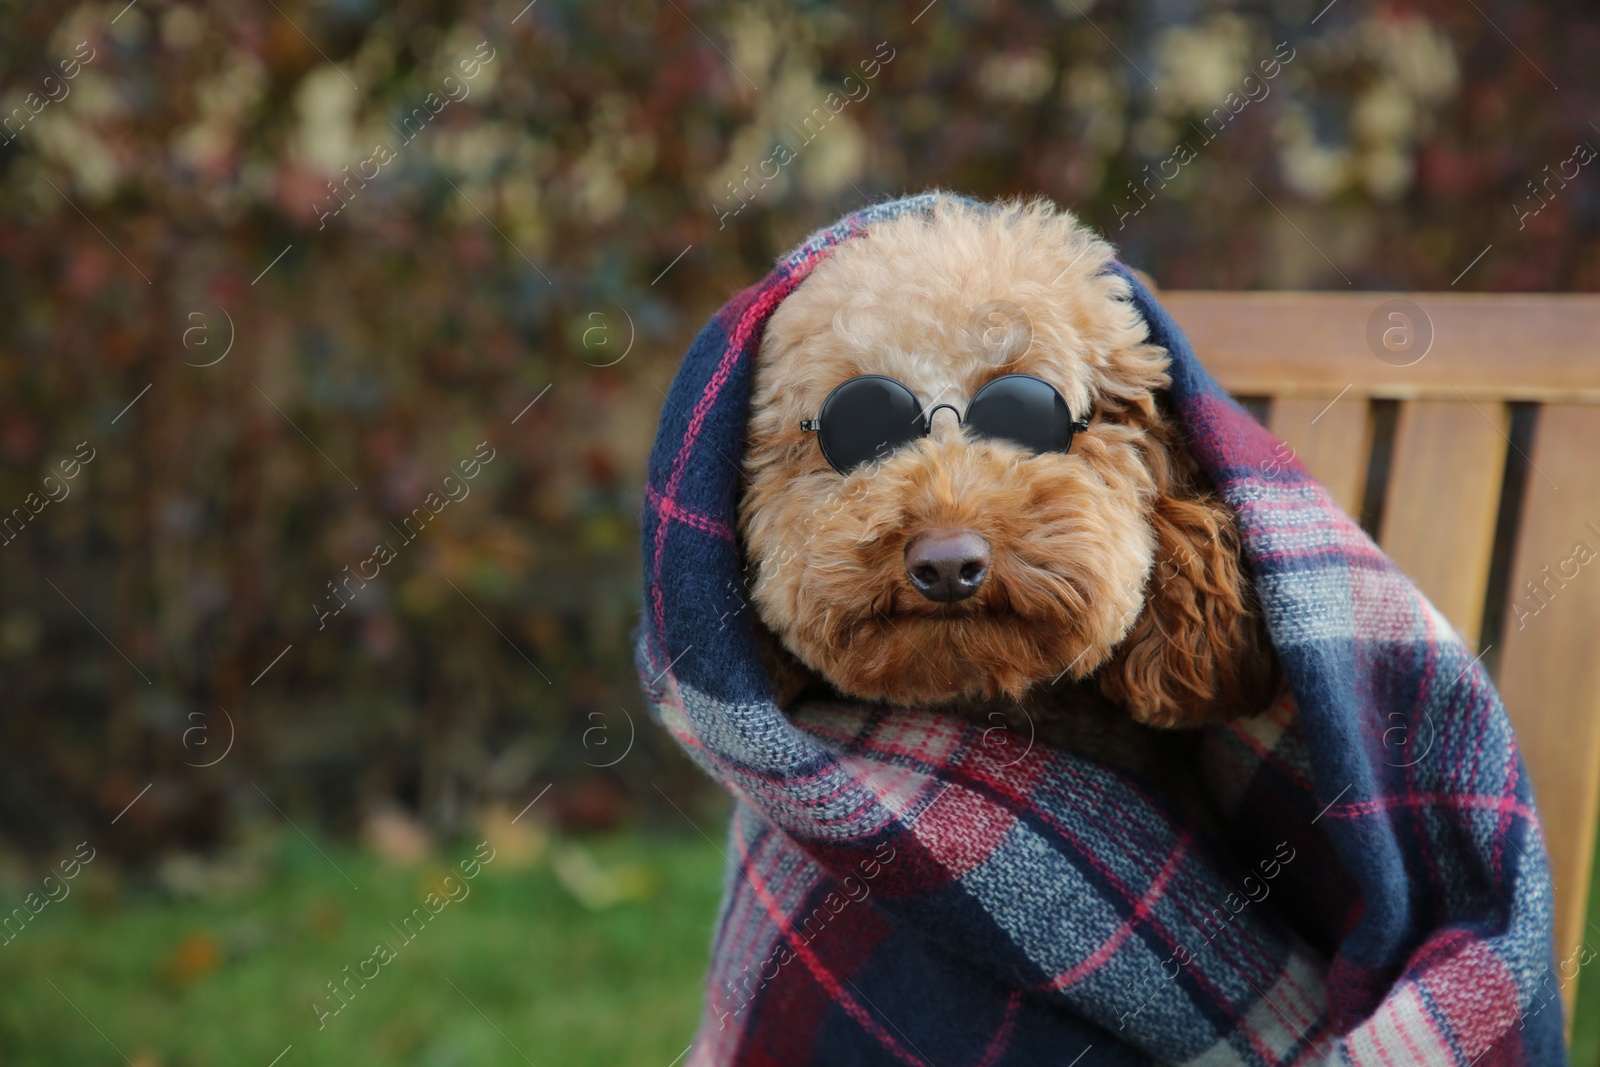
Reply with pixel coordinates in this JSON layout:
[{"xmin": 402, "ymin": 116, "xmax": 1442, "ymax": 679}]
[
  {"xmin": 1570, "ymin": 833, "xmax": 1600, "ymax": 1064},
  {"xmin": 0, "ymin": 832, "xmax": 726, "ymax": 1067}
]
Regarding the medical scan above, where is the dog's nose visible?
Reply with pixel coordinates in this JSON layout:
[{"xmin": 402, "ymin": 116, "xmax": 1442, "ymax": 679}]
[{"xmin": 905, "ymin": 530, "xmax": 991, "ymax": 603}]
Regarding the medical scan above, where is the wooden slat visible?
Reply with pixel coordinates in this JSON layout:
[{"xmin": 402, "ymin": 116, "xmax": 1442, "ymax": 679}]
[
  {"xmin": 1378, "ymin": 401, "xmax": 1508, "ymax": 645},
  {"xmin": 1495, "ymin": 404, "xmax": 1600, "ymax": 1021},
  {"xmin": 1164, "ymin": 292, "xmax": 1600, "ymax": 403},
  {"xmin": 1267, "ymin": 396, "xmax": 1369, "ymax": 519}
]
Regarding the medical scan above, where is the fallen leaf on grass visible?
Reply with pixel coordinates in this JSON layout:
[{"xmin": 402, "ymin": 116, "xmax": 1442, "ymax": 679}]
[
  {"xmin": 551, "ymin": 843, "xmax": 659, "ymax": 910},
  {"xmin": 157, "ymin": 931, "xmax": 223, "ymax": 986}
]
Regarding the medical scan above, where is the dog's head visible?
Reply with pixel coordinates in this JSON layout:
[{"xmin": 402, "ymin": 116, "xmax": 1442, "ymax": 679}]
[{"xmin": 739, "ymin": 197, "xmax": 1274, "ymax": 727}]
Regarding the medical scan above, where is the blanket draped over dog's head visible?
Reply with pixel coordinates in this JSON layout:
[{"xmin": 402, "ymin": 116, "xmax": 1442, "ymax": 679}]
[{"xmin": 636, "ymin": 193, "xmax": 1564, "ymax": 1066}]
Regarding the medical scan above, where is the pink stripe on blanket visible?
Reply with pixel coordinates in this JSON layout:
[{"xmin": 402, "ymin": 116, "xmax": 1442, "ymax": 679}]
[
  {"xmin": 646, "ymin": 486, "xmax": 737, "ymax": 541},
  {"xmin": 1322, "ymin": 793, "xmax": 1535, "ymax": 823},
  {"xmin": 1045, "ymin": 831, "xmax": 1193, "ymax": 991}
]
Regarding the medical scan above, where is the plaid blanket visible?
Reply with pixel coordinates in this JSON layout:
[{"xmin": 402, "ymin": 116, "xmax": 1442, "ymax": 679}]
[{"xmin": 636, "ymin": 193, "xmax": 1565, "ymax": 1065}]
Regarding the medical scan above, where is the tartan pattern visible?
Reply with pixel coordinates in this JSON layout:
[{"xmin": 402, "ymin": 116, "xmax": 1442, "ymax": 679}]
[{"xmin": 637, "ymin": 194, "xmax": 1565, "ymax": 1065}]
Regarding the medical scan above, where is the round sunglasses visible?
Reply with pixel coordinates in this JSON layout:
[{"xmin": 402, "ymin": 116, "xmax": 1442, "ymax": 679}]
[{"xmin": 799, "ymin": 373, "xmax": 1090, "ymax": 475}]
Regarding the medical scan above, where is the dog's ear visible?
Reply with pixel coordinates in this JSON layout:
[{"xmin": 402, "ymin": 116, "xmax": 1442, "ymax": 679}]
[{"xmin": 1096, "ymin": 423, "xmax": 1279, "ymax": 729}]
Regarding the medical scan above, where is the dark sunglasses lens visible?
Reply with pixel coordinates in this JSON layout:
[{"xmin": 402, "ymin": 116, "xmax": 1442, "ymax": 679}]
[
  {"xmin": 965, "ymin": 375, "xmax": 1076, "ymax": 454},
  {"xmin": 817, "ymin": 376, "xmax": 926, "ymax": 473}
]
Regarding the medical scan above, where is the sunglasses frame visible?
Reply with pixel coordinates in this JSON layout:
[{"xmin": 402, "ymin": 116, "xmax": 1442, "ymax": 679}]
[{"xmin": 799, "ymin": 373, "xmax": 1091, "ymax": 475}]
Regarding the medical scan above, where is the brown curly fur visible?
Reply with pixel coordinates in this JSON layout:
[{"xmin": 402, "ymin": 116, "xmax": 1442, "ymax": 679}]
[{"xmin": 739, "ymin": 196, "xmax": 1277, "ymax": 757}]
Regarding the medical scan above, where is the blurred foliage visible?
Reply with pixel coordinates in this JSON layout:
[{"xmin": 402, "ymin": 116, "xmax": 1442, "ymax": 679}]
[{"xmin": 0, "ymin": 0, "xmax": 1597, "ymax": 858}]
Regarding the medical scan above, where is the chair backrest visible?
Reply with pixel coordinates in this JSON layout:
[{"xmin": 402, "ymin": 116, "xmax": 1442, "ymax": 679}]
[{"xmin": 1166, "ymin": 291, "xmax": 1600, "ymax": 1020}]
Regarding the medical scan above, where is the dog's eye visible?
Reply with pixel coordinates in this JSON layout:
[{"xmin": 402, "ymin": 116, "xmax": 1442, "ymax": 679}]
[
  {"xmin": 964, "ymin": 374, "xmax": 1082, "ymax": 455},
  {"xmin": 813, "ymin": 376, "xmax": 928, "ymax": 474}
]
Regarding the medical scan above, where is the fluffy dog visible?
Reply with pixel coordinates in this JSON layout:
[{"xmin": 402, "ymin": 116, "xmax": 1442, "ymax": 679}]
[{"xmin": 738, "ymin": 197, "xmax": 1278, "ymax": 784}]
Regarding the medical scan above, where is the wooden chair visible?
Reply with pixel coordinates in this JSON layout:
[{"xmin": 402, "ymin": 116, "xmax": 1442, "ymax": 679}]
[{"xmin": 1164, "ymin": 292, "xmax": 1600, "ymax": 1024}]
